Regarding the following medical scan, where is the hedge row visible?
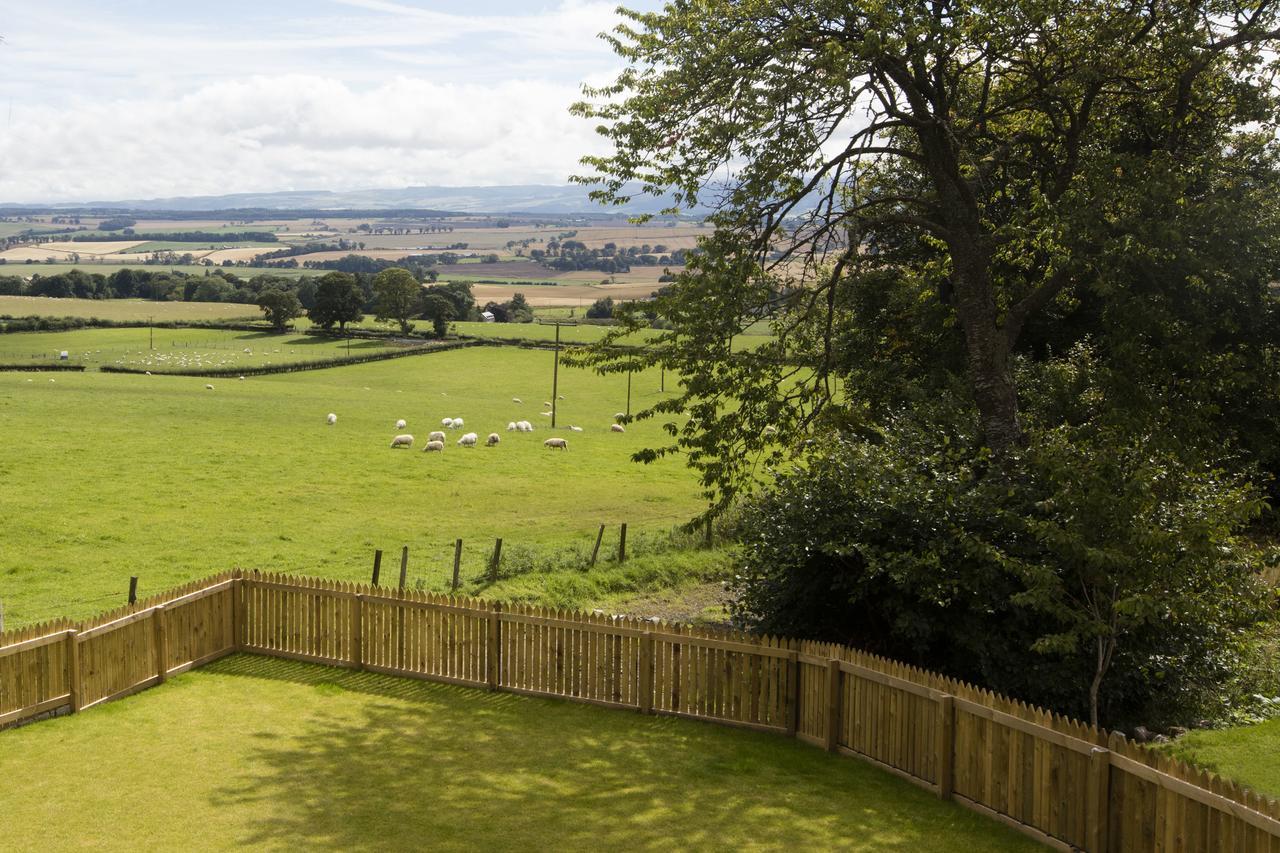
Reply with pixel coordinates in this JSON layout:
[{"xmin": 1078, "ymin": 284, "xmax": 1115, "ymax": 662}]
[
  {"xmin": 0, "ymin": 363, "xmax": 87, "ymax": 372},
  {"xmin": 98, "ymin": 340, "xmax": 481, "ymax": 378}
]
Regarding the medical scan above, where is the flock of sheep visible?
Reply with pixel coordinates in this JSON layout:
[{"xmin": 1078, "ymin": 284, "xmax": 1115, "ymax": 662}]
[{"xmin": 325, "ymin": 398, "xmax": 630, "ymax": 454}]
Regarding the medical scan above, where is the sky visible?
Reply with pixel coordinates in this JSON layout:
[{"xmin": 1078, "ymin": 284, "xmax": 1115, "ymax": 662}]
[{"xmin": 0, "ymin": 0, "xmax": 664, "ymax": 203}]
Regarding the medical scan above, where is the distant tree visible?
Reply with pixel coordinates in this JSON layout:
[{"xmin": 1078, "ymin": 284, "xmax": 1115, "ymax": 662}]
[
  {"xmin": 483, "ymin": 301, "xmax": 510, "ymax": 323},
  {"xmin": 257, "ymin": 288, "xmax": 303, "ymax": 331},
  {"xmin": 505, "ymin": 292, "xmax": 533, "ymax": 323},
  {"xmin": 373, "ymin": 267, "xmax": 421, "ymax": 334},
  {"xmin": 420, "ymin": 294, "xmax": 454, "ymax": 338},
  {"xmin": 310, "ymin": 272, "xmax": 365, "ymax": 331},
  {"xmin": 423, "ymin": 280, "xmax": 475, "ymax": 321},
  {"xmin": 585, "ymin": 296, "xmax": 615, "ymax": 319}
]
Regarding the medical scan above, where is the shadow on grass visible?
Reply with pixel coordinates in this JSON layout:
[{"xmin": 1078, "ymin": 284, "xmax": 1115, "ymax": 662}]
[{"xmin": 202, "ymin": 654, "xmax": 1039, "ymax": 852}]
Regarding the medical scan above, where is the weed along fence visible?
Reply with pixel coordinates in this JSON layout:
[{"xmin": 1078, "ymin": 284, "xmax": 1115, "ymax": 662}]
[{"xmin": 3, "ymin": 572, "xmax": 1280, "ymax": 852}]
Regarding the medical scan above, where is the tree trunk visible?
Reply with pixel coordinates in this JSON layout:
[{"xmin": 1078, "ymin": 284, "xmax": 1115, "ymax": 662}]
[{"xmin": 950, "ymin": 249, "xmax": 1023, "ymax": 451}]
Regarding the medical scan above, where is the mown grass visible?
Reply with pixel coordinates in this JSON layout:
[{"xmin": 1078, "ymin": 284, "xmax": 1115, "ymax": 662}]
[
  {"xmin": 1162, "ymin": 720, "xmax": 1280, "ymax": 798},
  {"xmin": 0, "ymin": 345, "xmax": 702, "ymax": 627},
  {"xmin": 0, "ymin": 327, "xmax": 388, "ymax": 369},
  {"xmin": 0, "ymin": 655, "xmax": 1044, "ymax": 852},
  {"xmin": 0, "ymin": 295, "xmax": 258, "ymax": 322}
]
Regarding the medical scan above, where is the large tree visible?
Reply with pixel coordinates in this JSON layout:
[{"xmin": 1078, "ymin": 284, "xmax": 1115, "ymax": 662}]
[
  {"xmin": 310, "ymin": 272, "xmax": 365, "ymax": 331},
  {"xmin": 373, "ymin": 267, "xmax": 422, "ymax": 334},
  {"xmin": 573, "ymin": 0, "xmax": 1280, "ymax": 459},
  {"xmin": 256, "ymin": 288, "xmax": 302, "ymax": 332}
]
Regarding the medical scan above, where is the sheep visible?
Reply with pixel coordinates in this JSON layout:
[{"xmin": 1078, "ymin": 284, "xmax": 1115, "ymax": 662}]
[
  {"xmin": 327, "ymin": 413, "xmax": 337, "ymax": 425},
  {"xmin": 205, "ymin": 384, "xmax": 214, "ymax": 390},
  {"xmin": 458, "ymin": 432, "xmax": 478, "ymax": 447},
  {"xmin": 238, "ymin": 376, "xmax": 245, "ymax": 381},
  {"xmin": 428, "ymin": 430, "xmax": 446, "ymax": 442},
  {"xmin": 557, "ymin": 394, "xmax": 565, "ymax": 400},
  {"xmin": 452, "ymin": 417, "xmax": 464, "ymax": 428},
  {"xmin": 390, "ymin": 434, "xmax": 414, "ymax": 449},
  {"xmin": 424, "ymin": 440, "xmax": 444, "ymax": 452},
  {"xmin": 611, "ymin": 424, "xmax": 625, "ymax": 433},
  {"xmin": 517, "ymin": 420, "xmax": 534, "ymax": 432},
  {"xmin": 614, "ymin": 412, "xmax": 626, "ymax": 420},
  {"xmin": 506, "ymin": 421, "xmax": 517, "ymax": 431},
  {"xmin": 441, "ymin": 417, "xmax": 454, "ymax": 428},
  {"xmin": 544, "ymin": 438, "xmax": 569, "ymax": 450},
  {"xmin": 544, "ymin": 401, "xmax": 552, "ymax": 408},
  {"xmin": 486, "ymin": 433, "xmax": 500, "ymax": 446},
  {"xmin": 396, "ymin": 419, "xmax": 407, "ymax": 430},
  {"xmin": 763, "ymin": 425, "xmax": 778, "ymax": 436},
  {"xmin": 512, "ymin": 397, "xmax": 522, "ymax": 404},
  {"xmin": 569, "ymin": 425, "xmax": 584, "ymax": 432},
  {"xmin": 540, "ymin": 411, "xmax": 553, "ymax": 417}
]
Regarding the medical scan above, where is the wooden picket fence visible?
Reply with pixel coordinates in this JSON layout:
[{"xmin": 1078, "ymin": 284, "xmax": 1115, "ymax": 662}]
[{"xmin": 3, "ymin": 571, "xmax": 1280, "ymax": 851}]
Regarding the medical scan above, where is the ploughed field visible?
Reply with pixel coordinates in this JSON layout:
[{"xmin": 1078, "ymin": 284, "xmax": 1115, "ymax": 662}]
[
  {"xmin": 0, "ymin": 327, "xmax": 392, "ymax": 370},
  {"xmin": 0, "ymin": 655, "xmax": 1043, "ymax": 852},
  {"xmin": 0, "ymin": 344, "xmax": 699, "ymax": 627}
]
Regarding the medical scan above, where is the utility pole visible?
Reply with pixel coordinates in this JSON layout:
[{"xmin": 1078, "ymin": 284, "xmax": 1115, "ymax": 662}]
[
  {"xmin": 538, "ymin": 319, "xmax": 577, "ymax": 428},
  {"xmin": 149, "ymin": 317, "xmax": 154, "ymax": 351},
  {"xmin": 627, "ymin": 370, "xmax": 632, "ymax": 418}
]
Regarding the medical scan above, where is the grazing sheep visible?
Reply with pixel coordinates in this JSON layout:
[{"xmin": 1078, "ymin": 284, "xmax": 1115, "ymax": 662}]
[
  {"xmin": 458, "ymin": 432, "xmax": 478, "ymax": 447},
  {"xmin": 569, "ymin": 425, "xmax": 584, "ymax": 432},
  {"xmin": 557, "ymin": 394, "xmax": 565, "ymax": 400},
  {"xmin": 516, "ymin": 420, "xmax": 534, "ymax": 432},
  {"xmin": 506, "ymin": 421, "xmax": 517, "ymax": 431},
  {"xmin": 486, "ymin": 433, "xmax": 500, "ymax": 446},
  {"xmin": 238, "ymin": 376, "xmax": 245, "ymax": 381},
  {"xmin": 145, "ymin": 371, "xmax": 151, "ymax": 376},
  {"xmin": 452, "ymin": 417, "xmax": 464, "ymax": 428},
  {"xmin": 424, "ymin": 440, "xmax": 444, "ymax": 452},
  {"xmin": 396, "ymin": 419, "xmax": 407, "ymax": 430},
  {"xmin": 428, "ymin": 430, "xmax": 446, "ymax": 442},
  {"xmin": 205, "ymin": 384, "xmax": 214, "ymax": 390},
  {"xmin": 544, "ymin": 401, "xmax": 552, "ymax": 408},
  {"xmin": 327, "ymin": 413, "xmax": 338, "ymax": 425},
  {"xmin": 611, "ymin": 424, "xmax": 625, "ymax": 433},
  {"xmin": 544, "ymin": 438, "xmax": 569, "ymax": 451},
  {"xmin": 614, "ymin": 412, "xmax": 625, "ymax": 420},
  {"xmin": 441, "ymin": 417, "xmax": 454, "ymax": 428},
  {"xmin": 390, "ymin": 434, "xmax": 414, "ymax": 449},
  {"xmin": 763, "ymin": 425, "xmax": 778, "ymax": 436},
  {"xmin": 540, "ymin": 411, "xmax": 553, "ymax": 417},
  {"xmin": 512, "ymin": 397, "xmax": 522, "ymax": 404}
]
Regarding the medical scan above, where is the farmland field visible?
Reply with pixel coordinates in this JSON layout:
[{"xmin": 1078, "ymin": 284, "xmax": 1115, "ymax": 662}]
[
  {"xmin": 0, "ymin": 295, "xmax": 258, "ymax": 322},
  {"xmin": 0, "ymin": 344, "xmax": 699, "ymax": 627},
  {"xmin": 0, "ymin": 655, "xmax": 1040, "ymax": 852}
]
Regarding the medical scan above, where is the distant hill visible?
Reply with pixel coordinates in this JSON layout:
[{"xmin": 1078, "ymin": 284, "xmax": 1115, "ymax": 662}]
[{"xmin": 0, "ymin": 185, "xmax": 696, "ymax": 216}]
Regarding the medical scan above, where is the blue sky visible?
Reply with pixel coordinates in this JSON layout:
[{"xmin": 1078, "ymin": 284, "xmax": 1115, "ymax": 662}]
[{"xmin": 0, "ymin": 1, "xmax": 664, "ymax": 202}]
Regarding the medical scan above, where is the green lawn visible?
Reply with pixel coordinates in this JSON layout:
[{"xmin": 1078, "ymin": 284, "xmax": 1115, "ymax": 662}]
[
  {"xmin": 0, "ymin": 295, "xmax": 258, "ymax": 323},
  {"xmin": 0, "ymin": 655, "xmax": 1043, "ymax": 852},
  {"xmin": 454, "ymin": 320, "xmax": 658, "ymax": 345},
  {"xmin": 0, "ymin": 344, "xmax": 702, "ymax": 627},
  {"xmin": 0, "ymin": 327, "xmax": 389, "ymax": 369},
  {"xmin": 1163, "ymin": 719, "xmax": 1280, "ymax": 798}
]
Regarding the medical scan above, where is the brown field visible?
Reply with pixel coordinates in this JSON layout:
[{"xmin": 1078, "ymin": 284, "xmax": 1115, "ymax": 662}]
[
  {"xmin": 200, "ymin": 247, "xmax": 279, "ymax": 264},
  {"xmin": 0, "ymin": 247, "xmax": 80, "ymax": 262},
  {"xmin": 39, "ymin": 240, "xmax": 150, "ymax": 254},
  {"xmin": 471, "ymin": 281, "xmax": 662, "ymax": 307}
]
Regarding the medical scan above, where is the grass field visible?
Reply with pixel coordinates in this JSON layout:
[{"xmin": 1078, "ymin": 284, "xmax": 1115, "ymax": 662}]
[
  {"xmin": 0, "ymin": 655, "xmax": 1042, "ymax": 852},
  {"xmin": 1162, "ymin": 720, "xmax": 1280, "ymax": 798},
  {"xmin": 119, "ymin": 241, "xmax": 277, "ymax": 254},
  {"xmin": 0, "ymin": 262, "xmax": 320, "ymax": 279},
  {"xmin": 0, "ymin": 344, "xmax": 703, "ymax": 627},
  {"xmin": 0, "ymin": 327, "xmax": 390, "ymax": 369},
  {"xmin": 0, "ymin": 295, "xmax": 258, "ymax": 322}
]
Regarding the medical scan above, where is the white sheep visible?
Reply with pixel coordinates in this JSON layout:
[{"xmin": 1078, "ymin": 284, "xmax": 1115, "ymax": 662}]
[
  {"xmin": 763, "ymin": 425, "xmax": 779, "ymax": 436},
  {"xmin": 506, "ymin": 421, "xmax": 517, "ymax": 431},
  {"xmin": 390, "ymin": 434, "xmax": 414, "ymax": 449},
  {"xmin": 424, "ymin": 440, "xmax": 444, "ymax": 452},
  {"xmin": 569, "ymin": 425, "xmax": 584, "ymax": 432},
  {"xmin": 519, "ymin": 420, "xmax": 534, "ymax": 432},
  {"xmin": 512, "ymin": 397, "xmax": 522, "ymax": 404},
  {"xmin": 486, "ymin": 433, "xmax": 500, "ymax": 446},
  {"xmin": 428, "ymin": 430, "xmax": 446, "ymax": 442},
  {"xmin": 452, "ymin": 417, "xmax": 464, "ymax": 428},
  {"xmin": 441, "ymin": 417, "xmax": 454, "ymax": 428},
  {"xmin": 205, "ymin": 384, "xmax": 214, "ymax": 390},
  {"xmin": 543, "ymin": 401, "xmax": 552, "ymax": 408},
  {"xmin": 611, "ymin": 424, "xmax": 625, "ymax": 433},
  {"xmin": 544, "ymin": 437, "xmax": 569, "ymax": 450},
  {"xmin": 327, "ymin": 413, "xmax": 337, "ymax": 425},
  {"xmin": 458, "ymin": 432, "xmax": 478, "ymax": 447},
  {"xmin": 540, "ymin": 411, "xmax": 553, "ymax": 417},
  {"xmin": 396, "ymin": 419, "xmax": 407, "ymax": 430},
  {"xmin": 238, "ymin": 376, "xmax": 245, "ymax": 381},
  {"xmin": 614, "ymin": 412, "xmax": 625, "ymax": 420}
]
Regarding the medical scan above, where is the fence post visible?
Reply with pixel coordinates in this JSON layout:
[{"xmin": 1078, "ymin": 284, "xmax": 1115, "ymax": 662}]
[
  {"xmin": 153, "ymin": 605, "xmax": 168, "ymax": 684},
  {"xmin": 66, "ymin": 630, "xmax": 82, "ymax": 713},
  {"xmin": 232, "ymin": 577, "xmax": 245, "ymax": 650},
  {"xmin": 128, "ymin": 576, "xmax": 139, "ymax": 605},
  {"xmin": 352, "ymin": 594, "xmax": 364, "ymax": 671},
  {"xmin": 639, "ymin": 631, "xmax": 654, "ymax": 714},
  {"xmin": 786, "ymin": 651, "xmax": 800, "ymax": 737},
  {"xmin": 590, "ymin": 524, "xmax": 605, "ymax": 567},
  {"xmin": 489, "ymin": 538, "xmax": 503, "ymax": 582},
  {"xmin": 399, "ymin": 546, "xmax": 409, "ymax": 590},
  {"xmin": 936, "ymin": 694, "xmax": 955, "ymax": 800},
  {"xmin": 618, "ymin": 523, "xmax": 628, "ymax": 563},
  {"xmin": 824, "ymin": 659, "xmax": 841, "ymax": 752},
  {"xmin": 1086, "ymin": 747, "xmax": 1111, "ymax": 853},
  {"xmin": 371, "ymin": 549, "xmax": 383, "ymax": 586},
  {"xmin": 452, "ymin": 539, "xmax": 463, "ymax": 591},
  {"xmin": 705, "ymin": 518, "xmax": 713, "ymax": 548},
  {"xmin": 487, "ymin": 603, "xmax": 502, "ymax": 690}
]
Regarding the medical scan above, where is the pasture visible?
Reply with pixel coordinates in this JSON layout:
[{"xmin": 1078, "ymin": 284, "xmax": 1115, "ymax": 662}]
[
  {"xmin": 0, "ymin": 327, "xmax": 390, "ymax": 369},
  {"xmin": 0, "ymin": 654, "xmax": 1041, "ymax": 852},
  {"xmin": 1163, "ymin": 720, "xmax": 1280, "ymax": 799},
  {"xmin": 0, "ymin": 344, "xmax": 701, "ymax": 627},
  {"xmin": 0, "ymin": 295, "xmax": 258, "ymax": 323}
]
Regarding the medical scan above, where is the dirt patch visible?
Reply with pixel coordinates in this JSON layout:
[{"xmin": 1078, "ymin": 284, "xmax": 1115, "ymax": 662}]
[{"xmin": 611, "ymin": 580, "xmax": 735, "ymax": 628}]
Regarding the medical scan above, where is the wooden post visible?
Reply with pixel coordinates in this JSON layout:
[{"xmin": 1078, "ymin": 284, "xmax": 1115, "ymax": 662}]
[
  {"xmin": 128, "ymin": 576, "xmax": 138, "ymax": 605},
  {"xmin": 67, "ymin": 630, "xmax": 82, "ymax": 712},
  {"xmin": 1086, "ymin": 747, "xmax": 1111, "ymax": 853},
  {"xmin": 786, "ymin": 651, "xmax": 800, "ymax": 736},
  {"xmin": 452, "ymin": 538, "xmax": 463, "ymax": 591},
  {"xmin": 352, "ymin": 594, "xmax": 364, "ymax": 670},
  {"xmin": 824, "ymin": 659, "xmax": 841, "ymax": 752},
  {"xmin": 590, "ymin": 524, "xmax": 605, "ymax": 567},
  {"xmin": 487, "ymin": 603, "xmax": 501, "ymax": 690},
  {"xmin": 371, "ymin": 549, "xmax": 383, "ymax": 586},
  {"xmin": 936, "ymin": 694, "xmax": 955, "ymax": 800},
  {"xmin": 704, "ymin": 518, "xmax": 713, "ymax": 548},
  {"xmin": 398, "ymin": 546, "xmax": 409, "ymax": 590},
  {"xmin": 618, "ymin": 523, "xmax": 628, "ymax": 563},
  {"xmin": 153, "ymin": 605, "xmax": 168, "ymax": 683},
  {"xmin": 232, "ymin": 577, "xmax": 244, "ymax": 650},
  {"xmin": 639, "ymin": 631, "xmax": 654, "ymax": 714},
  {"xmin": 489, "ymin": 538, "xmax": 503, "ymax": 582},
  {"xmin": 0, "ymin": 600, "xmax": 5, "ymax": 634}
]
